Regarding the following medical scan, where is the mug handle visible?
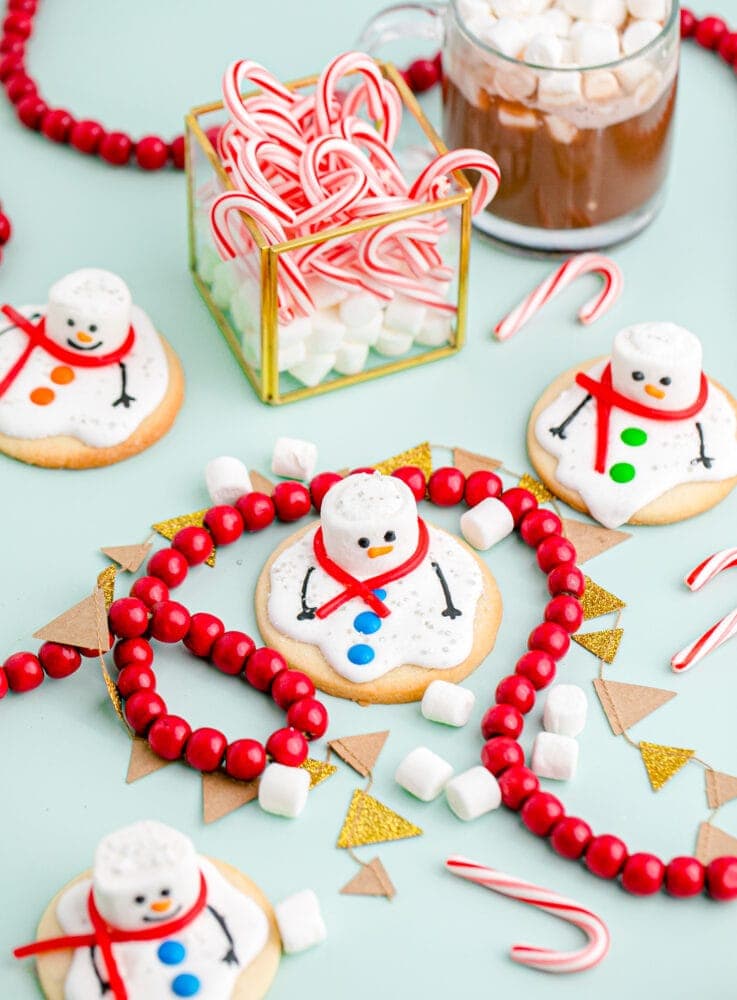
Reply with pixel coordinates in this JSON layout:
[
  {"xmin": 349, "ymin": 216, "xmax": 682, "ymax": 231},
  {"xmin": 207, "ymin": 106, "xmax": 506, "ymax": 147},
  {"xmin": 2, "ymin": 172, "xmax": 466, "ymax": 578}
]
[{"xmin": 356, "ymin": 3, "xmax": 446, "ymax": 57}]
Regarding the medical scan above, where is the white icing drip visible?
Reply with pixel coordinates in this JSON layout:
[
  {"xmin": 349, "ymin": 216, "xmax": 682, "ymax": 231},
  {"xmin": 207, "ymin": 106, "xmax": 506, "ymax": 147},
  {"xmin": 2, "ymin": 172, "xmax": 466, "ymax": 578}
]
[{"xmin": 267, "ymin": 524, "xmax": 484, "ymax": 682}]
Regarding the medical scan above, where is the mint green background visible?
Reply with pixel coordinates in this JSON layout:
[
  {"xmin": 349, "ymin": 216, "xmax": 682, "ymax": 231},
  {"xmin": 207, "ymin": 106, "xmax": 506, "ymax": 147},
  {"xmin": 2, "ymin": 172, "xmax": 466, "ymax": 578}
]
[{"xmin": 2, "ymin": 2, "xmax": 737, "ymax": 997}]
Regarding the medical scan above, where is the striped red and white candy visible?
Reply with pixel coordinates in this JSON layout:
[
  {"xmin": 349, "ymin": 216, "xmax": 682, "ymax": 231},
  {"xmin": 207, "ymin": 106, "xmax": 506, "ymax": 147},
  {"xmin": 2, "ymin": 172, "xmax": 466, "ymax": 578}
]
[
  {"xmin": 494, "ymin": 253, "xmax": 623, "ymax": 342},
  {"xmin": 671, "ymin": 606, "xmax": 737, "ymax": 673},
  {"xmin": 685, "ymin": 548, "xmax": 737, "ymax": 592},
  {"xmin": 446, "ymin": 856, "xmax": 610, "ymax": 974}
]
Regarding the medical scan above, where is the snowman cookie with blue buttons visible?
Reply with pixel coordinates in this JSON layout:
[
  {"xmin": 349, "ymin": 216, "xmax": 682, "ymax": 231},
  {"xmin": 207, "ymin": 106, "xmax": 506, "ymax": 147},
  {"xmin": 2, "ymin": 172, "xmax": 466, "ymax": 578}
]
[
  {"xmin": 527, "ymin": 322, "xmax": 737, "ymax": 529},
  {"xmin": 256, "ymin": 471, "xmax": 501, "ymax": 704},
  {"xmin": 0, "ymin": 268, "xmax": 184, "ymax": 468}
]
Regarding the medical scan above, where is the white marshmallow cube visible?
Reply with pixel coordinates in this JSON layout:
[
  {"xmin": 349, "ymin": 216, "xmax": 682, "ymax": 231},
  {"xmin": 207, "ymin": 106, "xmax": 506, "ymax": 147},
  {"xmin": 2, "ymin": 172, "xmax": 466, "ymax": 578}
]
[
  {"xmin": 495, "ymin": 64, "xmax": 538, "ymax": 100},
  {"xmin": 197, "ymin": 245, "xmax": 221, "ymax": 284},
  {"xmin": 485, "ymin": 16, "xmax": 529, "ymax": 57},
  {"xmin": 531, "ymin": 732, "xmax": 579, "ymax": 781},
  {"xmin": 543, "ymin": 684, "xmax": 588, "ymax": 737},
  {"xmin": 460, "ymin": 498, "xmax": 514, "ymax": 551},
  {"xmin": 395, "ymin": 746, "xmax": 454, "ymax": 801},
  {"xmin": 334, "ymin": 340, "xmax": 369, "ymax": 376},
  {"xmin": 307, "ymin": 309, "xmax": 347, "ymax": 353},
  {"xmin": 258, "ymin": 763, "xmax": 311, "ymax": 818},
  {"xmin": 498, "ymin": 104, "xmax": 540, "ymax": 130},
  {"xmin": 563, "ymin": 0, "xmax": 626, "ymax": 26},
  {"xmin": 278, "ymin": 340, "xmax": 307, "ymax": 373},
  {"xmin": 345, "ymin": 312, "xmax": 382, "ymax": 346},
  {"xmin": 524, "ymin": 32, "xmax": 565, "ymax": 66},
  {"xmin": 375, "ymin": 328, "xmax": 413, "ymax": 357},
  {"xmin": 492, "ymin": 0, "xmax": 551, "ymax": 16},
  {"xmin": 275, "ymin": 890, "xmax": 327, "ymax": 953},
  {"xmin": 445, "ymin": 766, "xmax": 502, "ymax": 821},
  {"xmin": 545, "ymin": 114, "xmax": 579, "ymax": 144},
  {"xmin": 288, "ymin": 352, "xmax": 336, "ymax": 388},
  {"xmin": 421, "ymin": 680, "xmax": 475, "ymax": 728},
  {"xmin": 338, "ymin": 293, "xmax": 383, "ymax": 328},
  {"xmin": 307, "ymin": 276, "xmax": 348, "ymax": 309},
  {"xmin": 383, "ymin": 295, "xmax": 428, "ymax": 336},
  {"xmin": 538, "ymin": 69, "xmax": 582, "ymax": 105},
  {"xmin": 414, "ymin": 312, "xmax": 454, "ymax": 347},
  {"xmin": 210, "ymin": 262, "xmax": 239, "ymax": 309},
  {"xmin": 278, "ymin": 316, "xmax": 312, "ymax": 347},
  {"xmin": 622, "ymin": 19, "xmax": 662, "ymax": 55},
  {"xmin": 271, "ymin": 437, "xmax": 318, "ymax": 482},
  {"xmin": 570, "ymin": 21, "xmax": 620, "ymax": 65},
  {"xmin": 627, "ymin": 0, "xmax": 666, "ymax": 19},
  {"xmin": 205, "ymin": 456, "xmax": 253, "ymax": 506},
  {"xmin": 583, "ymin": 69, "xmax": 620, "ymax": 101},
  {"xmin": 539, "ymin": 7, "xmax": 572, "ymax": 35}
]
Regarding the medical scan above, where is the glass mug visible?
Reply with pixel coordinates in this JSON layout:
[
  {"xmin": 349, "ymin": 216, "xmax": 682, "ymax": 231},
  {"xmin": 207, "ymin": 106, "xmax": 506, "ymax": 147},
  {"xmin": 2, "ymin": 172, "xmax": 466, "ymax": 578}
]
[{"xmin": 358, "ymin": 1, "xmax": 680, "ymax": 252}]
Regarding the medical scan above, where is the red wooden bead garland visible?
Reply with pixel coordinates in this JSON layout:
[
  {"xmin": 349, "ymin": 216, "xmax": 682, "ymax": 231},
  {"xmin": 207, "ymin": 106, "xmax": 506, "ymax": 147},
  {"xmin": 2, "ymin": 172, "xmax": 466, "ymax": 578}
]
[
  {"xmin": 464, "ymin": 470, "xmax": 502, "ymax": 507},
  {"xmin": 480, "ymin": 736, "xmax": 524, "ymax": 776},
  {"xmin": 665, "ymin": 856, "xmax": 705, "ymax": 897},
  {"xmin": 550, "ymin": 817, "xmax": 593, "ymax": 860},
  {"xmin": 585, "ymin": 834, "xmax": 629, "ymax": 879},
  {"xmin": 392, "ymin": 465, "xmax": 427, "ymax": 502},
  {"xmin": 38, "ymin": 642, "xmax": 81, "ymax": 679}
]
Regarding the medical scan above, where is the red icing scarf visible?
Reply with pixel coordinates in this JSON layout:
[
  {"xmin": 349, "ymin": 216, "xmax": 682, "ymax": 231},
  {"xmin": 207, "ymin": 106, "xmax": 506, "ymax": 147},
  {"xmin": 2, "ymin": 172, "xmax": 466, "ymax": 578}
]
[
  {"xmin": 312, "ymin": 518, "xmax": 430, "ymax": 619},
  {"xmin": 0, "ymin": 304, "xmax": 136, "ymax": 399},
  {"xmin": 575, "ymin": 363, "xmax": 709, "ymax": 474},
  {"xmin": 14, "ymin": 872, "xmax": 208, "ymax": 1000}
]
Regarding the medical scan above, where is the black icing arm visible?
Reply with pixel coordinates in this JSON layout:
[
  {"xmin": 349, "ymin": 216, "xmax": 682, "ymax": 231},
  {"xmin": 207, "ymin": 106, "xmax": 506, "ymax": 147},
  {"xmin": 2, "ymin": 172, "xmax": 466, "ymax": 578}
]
[
  {"xmin": 207, "ymin": 904, "xmax": 239, "ymax": 965},
  {"xmin": 692, "ymin": 421, "xmax": 715, "ymax": 469},
  {"xmin": 432, "ymin": 561, "xmax": 462, "ymax": 620},
  {"xmin": 549, "ymin": 393, "xmax": 592, "ymax": 440},
  {"xmin": 297, "ymin": 566, "xmax": 318, "ymax": 620},
  {"xmin": 89, "ymin": 945, "xmax": 111, "ymax": 995},
  {"xmin": 112, "ymin": 361, "xmax": 136, "ymax": 409}
]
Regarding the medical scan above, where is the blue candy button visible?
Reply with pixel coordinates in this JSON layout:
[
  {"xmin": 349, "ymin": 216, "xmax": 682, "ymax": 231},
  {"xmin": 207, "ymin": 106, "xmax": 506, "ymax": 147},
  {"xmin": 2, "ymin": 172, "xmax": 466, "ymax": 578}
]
[
  {"xmin": 354, "ymin": 611, "xmax": 382, "ymax": 635},
  {"xmin": 157, "ymin": 940, "xmax": 186, "ymax": 966},
  {"xmin": 373, "ymin": 588, "xmax": 387, "ymax": 600},
  {"xmin": 347, "ymin": 643, "xmax": 375, "ymax": 665},
  {"xmin": 172, "ymin": 973, "xmax": 201, "ymax": 997}
]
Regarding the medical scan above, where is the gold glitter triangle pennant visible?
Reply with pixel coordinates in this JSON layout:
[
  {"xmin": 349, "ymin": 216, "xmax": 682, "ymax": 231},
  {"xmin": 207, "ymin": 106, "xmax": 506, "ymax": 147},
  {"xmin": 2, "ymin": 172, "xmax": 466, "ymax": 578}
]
[
  {"xmin": 126, "ymin": 737, "xmax": 171, "ymax": 783},
  {"xmin": 640, "ymin": 741, "xmax": 694, "ymax": 792},
  {"xmin": 518, "ymin": 473, "xmax": 553, "ymax": 503},
  {"xmin": 101, "ymin": 660, "xmax": 125, "ymax": 723},
  {"xmin": 152, "ymin": 509, "xmax": 215, "ymax": 566},
  {"xmin": 336, "ymin": 789, "xmax": 422, "ymax": 848},
  {"xmin": 374, "ymin": 442, "xmax": 432, "ymax": 479},
  {"xmin": 561, "ymin": 518, "xmax": 631, "ymax": 564},
  {"xmin": 329, "ymin": 731, "xmax": 389, "ymax": 777},
  {"xmin": 301, "ymin": 758, "xmax": 338, "ymax": 789},
  {"xmin": 96, "ymin": 565, "xmax": 117, "ymax": 612},
  {"xmin": 593, "ymin": 679, "xmax": 675, "ymax": 736},
  {"xmin": 340, "ymin": 857, "xmax": 396, "ymax": 899},
  {"xmin": 451, "ymin": 447, "xmax": 502, "ymax": 476},
  {"xmin": 33, "ymin": 589, "xmax": 110, "ymax": 652},
  {"xmin": 572, "ymin": 627, "xmax": 623, "ymax": 664},
  {"xmin": 202, "ymin": 771, "xmax": 259, "ymax": 824},
  {"xmin": 101, "ymin": 543, "xmax": 152, "ymax": 573},
  {"xmin": 705, "ymin": 770, "xmax": 737, "ymax": 809},
  {"xmin": 695, "ymin": 821, "xmax": 737, "ymax": 864},
  {"xmin": 581, "ymin": 576, "xmax": 626, "ymax": 621}
]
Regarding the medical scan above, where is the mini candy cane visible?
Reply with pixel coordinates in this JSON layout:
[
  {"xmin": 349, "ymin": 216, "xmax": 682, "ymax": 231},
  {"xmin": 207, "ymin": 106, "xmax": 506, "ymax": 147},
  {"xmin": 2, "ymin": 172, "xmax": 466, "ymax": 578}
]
[
  {"xmin": 494, "ymin": 253, "xmax": 623, "ymax": 342},
  {"xmin": 223, "ymin": 59, "xmax": 295, "ymax": 135},
  {"xmin": 671, "ymin": 607, "xmax": 737, "ymax": 673},
  {"xmin": 409, "ymin": 148, "xmax": 501, "ymax": 216},
  {"xmin": 446, "ymin": 856, "xmax": 610, "ymax": 974},
  {"xmin": 684, "ymin": 548, "xmax": 737, "ymax": 591},
  {"xmin": 315, "ymin": 52, "xmax": 390, "ymax": 140}
]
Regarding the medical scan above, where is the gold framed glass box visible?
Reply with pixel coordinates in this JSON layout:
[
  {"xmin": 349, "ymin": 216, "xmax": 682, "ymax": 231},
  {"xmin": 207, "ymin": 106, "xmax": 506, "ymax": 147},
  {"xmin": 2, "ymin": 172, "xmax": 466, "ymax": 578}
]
[{"xmin": 185, "ymin": 63, "xmax": 473, "ymax": 405}]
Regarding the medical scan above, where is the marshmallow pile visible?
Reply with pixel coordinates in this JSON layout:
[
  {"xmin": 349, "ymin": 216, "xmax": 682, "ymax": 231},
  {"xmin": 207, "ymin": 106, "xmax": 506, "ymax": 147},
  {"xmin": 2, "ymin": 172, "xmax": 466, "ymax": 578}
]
[{"xmin": 531, "ymin": 683, "xmax": 588, "ymax": 781}]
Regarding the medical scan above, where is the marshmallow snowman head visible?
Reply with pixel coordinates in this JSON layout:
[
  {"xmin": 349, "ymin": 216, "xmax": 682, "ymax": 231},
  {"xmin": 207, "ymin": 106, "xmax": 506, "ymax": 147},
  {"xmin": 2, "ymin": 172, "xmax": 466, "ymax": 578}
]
[
  {"xmin": 92, "ymin": 821, "xmax": 200, "ymax": 930},
  {"xmin": 610, "ymin": 322, "xmax": 703, "ymax": 410},
  {"xmin": 320, "ymin": 472, "xmax": 419, "ymax": 578},
  {"xmin": 46, "ymin": 269, "xmax": 133, "ymax": 355}
]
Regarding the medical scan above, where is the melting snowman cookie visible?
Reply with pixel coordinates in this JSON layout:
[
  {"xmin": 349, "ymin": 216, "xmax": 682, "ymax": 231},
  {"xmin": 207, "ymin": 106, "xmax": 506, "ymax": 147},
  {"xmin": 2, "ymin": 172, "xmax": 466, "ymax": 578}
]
[
  {"xmin": 256, "ymin": 472, "xmax": 501, "ymax": 704},
  {"xmin": 528, "ymin": 323, "xmax": 737, "ymax": 528},
  {"xmin": 0, "ymin": 269, "xmax": 184, "ymax": 468}
]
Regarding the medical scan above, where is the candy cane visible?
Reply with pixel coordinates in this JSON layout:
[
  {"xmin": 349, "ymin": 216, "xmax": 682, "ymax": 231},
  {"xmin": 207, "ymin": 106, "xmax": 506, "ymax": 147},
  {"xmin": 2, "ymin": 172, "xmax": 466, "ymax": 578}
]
[
  {"xmin": 446, "ymin": 857, "xmax": 610, "ymax": 974},
  {"xmin": 409, "ymin": 148, "xmax": 501, "ymax": 216},
  {"xmin": 315, "ymin": 52, "xmax": 390, "ymax": 139},
  {"xmin": 671, "ymin": 607, "xmax": 737, "ymax": 673},
  {"xmin": 223, "ymin": 59, "xmax": 295, "ymax": 135},
  {"xmin": 494, "ymin": 253, "xmax": 623, "ymax": 342},
  {"xmin": 684, "ymin": 548, "xmax": 737, "ymax": 591}
]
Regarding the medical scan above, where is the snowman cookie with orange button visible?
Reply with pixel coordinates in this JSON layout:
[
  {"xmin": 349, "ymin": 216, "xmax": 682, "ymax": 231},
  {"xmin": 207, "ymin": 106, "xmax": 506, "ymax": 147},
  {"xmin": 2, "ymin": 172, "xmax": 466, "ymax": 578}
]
[{"xmin": 0, "ymin": 268, "xmax": 183, "ymax": 468}]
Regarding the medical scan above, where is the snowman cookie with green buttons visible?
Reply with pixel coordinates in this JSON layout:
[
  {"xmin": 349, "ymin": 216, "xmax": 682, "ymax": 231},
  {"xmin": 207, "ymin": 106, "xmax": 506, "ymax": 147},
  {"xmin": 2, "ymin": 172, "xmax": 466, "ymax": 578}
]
[{"xmin": 528, "ymin": 323, "xmax": 737, "ymax": 528}]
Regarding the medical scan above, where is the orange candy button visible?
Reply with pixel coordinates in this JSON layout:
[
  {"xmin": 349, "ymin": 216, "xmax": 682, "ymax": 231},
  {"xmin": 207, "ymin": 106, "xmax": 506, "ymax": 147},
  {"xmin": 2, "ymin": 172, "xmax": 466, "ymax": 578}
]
[
  {"xmin": 51, "ymin": 365, "xmax": 75, "ymax": 385},
  {"xmin": 30, "ymin": 387, "xmax": 55, "ymax": 406}
]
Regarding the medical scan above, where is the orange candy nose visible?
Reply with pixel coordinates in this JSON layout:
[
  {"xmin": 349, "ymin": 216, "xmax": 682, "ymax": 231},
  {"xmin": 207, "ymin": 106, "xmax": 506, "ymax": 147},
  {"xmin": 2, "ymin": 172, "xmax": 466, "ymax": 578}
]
[
  {"xmin": 644, "ymin": 384, "xmax": 666, "ymax": 400},
  {"xmin": 51, "ymin": 365, "xmax": 75, "ymax": 385},
  {"xmin": 30, "ymin": 387, "xmax": 55, "ymax": 406},
  {"xmin": 150, "ymin": 900, "xmax": 172, "ymax": 913},
  {"xmin": 367, "ymin": 544, "xmax": 394, "ymax": 559},
  {"xmin": 76, "ymin": 331, "xmax": 94, "ymax": 344}
]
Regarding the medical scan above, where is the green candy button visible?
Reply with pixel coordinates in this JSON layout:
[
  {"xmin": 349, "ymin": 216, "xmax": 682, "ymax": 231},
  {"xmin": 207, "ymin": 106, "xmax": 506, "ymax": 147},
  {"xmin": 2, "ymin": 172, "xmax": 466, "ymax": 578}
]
[
  {"xmin": 621, "ymin": 427, "xmax": 648, "ymax": 447},
  {"xmin": 609, "ymin": 462, "xmax": 636, "ymax": 483}
]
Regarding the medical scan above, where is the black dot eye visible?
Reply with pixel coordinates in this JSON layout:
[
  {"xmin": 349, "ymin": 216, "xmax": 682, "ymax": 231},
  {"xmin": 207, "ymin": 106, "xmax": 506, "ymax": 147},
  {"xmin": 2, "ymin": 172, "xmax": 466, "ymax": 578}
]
[
  {"xmin": 89, "ymin": 324, "xmax": 98, "ymax": 333},
  {"xmin": 358, "ymin": 537, "xmax": 370, "ymax": 548},
  {"xmin": 160, "ymin": 888, "xmax": 170, "ymax": 897},
  {"xmin": 134, "ymin": 895, "xmax": 145, "ymax": 904},
  {"xmin": 67, "ymin": 318, "xmax": 75, "ymax": 327},
  {"xmin": 384, "ymin": 531, "xmax": 396, "ymax": 542},
  {"xmin": 660, "ymin": 377, "xmax": 671, "ymax": 386},
  {"xmin": 632, "ymin": 371, "xmax": 645, "ymax": 381}
]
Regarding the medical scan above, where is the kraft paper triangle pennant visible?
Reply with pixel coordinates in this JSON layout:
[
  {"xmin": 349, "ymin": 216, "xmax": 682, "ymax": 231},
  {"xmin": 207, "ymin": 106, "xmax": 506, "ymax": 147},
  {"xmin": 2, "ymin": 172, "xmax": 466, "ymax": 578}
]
[
  {"xmin": 249, "ymin": 471, "xmax": 274, "ymax": 494},
  {"xmin": 581, "ymin": 577, "xmax": 626, "ymax": 621},
  {"xmin": 593, "ymin": 679, "xmax": 676, "ymax": 736},
  {"xmin": 518, "ymin": 473, "xmax": 553, "ymax": 503},
  {"xmin": 101, "ymin": 543, "xmax": 152, "ymax": 573},
  {"xmin": 329, "ymin": 731, "xmax": 389, "ymax": 777},
  {"xmin": 33, "ymin": 588, "xmax": 110, "ymax": 652},
  {"xmin": 202, "ymin": 772, "xmax": 259, "ymax": 824},
  {"xmin": 705, "ymin": 770, "xmax": 737, "ymax": 809},
  {"xmin": 152, "ymin": 509, "xmax": 215, "ymax": 566},
  {"xmin": 301, "ymin": 758, "xmax": 338, "ymax": 789},
  {"xmin": 452, "ymin": 447, "xmax": 502, "ymax": 476},
  {"xmin": 336, "ymin": 789, "xmax": 422, "ymax": 848},
  {"xmin": 640, "ymin": 741, "xmax": 694, "ymax": 792},
  {"xmin": 96, "ymin": 565, "xmax": 117, "ymax": 612},
  {"xmin": 374, "ymin": 442, "xmax": 432, "ymax": 479},
  {"xmin": 340, "ymin": 857, "xmax": 396, "ymax": 899},
  {"xmin": 126, "ymin": 737, "xmax": 172, "ymax": 783},
  {"xmin": 561, "ymin": 518, "xmax": 631, "ymax": 564},
  {"xmin": 572, "ymin": 627, "xmax": 623, "ymax": 664},
  {"xmin": 695, "ymin": 822, "xmax": 737, "ymax": 865}
]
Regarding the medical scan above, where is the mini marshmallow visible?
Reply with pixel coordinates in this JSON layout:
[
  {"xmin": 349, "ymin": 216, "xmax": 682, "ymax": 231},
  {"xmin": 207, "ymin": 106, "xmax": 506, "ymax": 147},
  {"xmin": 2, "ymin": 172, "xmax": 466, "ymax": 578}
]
[
  {"xmin": 197, "ymin": 245, "xmax": 220, "ymax": 283},
  {"xmin": 205, "ymin": 456, "xmax": 253, "ymax": 506},
  {"xmin": 583, "ymin": 69, "xmax": 620, "ymax": 100},
  {"xmin": 485, "ymin": 16, "xmax": 530, "ymax": 57},
  {"xmin": 492, "ymin": 0, "xmax": 551, "ymax": 16},
  {"xmin": 544, "ymin": 113, "xmax": 579, "ymax": 144},
  {"xmin": 383, "ymin": 295, "xmax": 428, "ymax": 336},
  {"xmin": 460, "ymin": 498, "xmax": 514, "ymax": 551},
  {"xmin": 543, "ymin": 684, "xmax": 588, "ymax": 736},
  {"xmin": 334, "ymin": 340, "xmax": 369, "ymax": 375},
  {"xmin": 615, "ymin": 56, "xmax": 653, "ymax": 91},
  {"xmin": 414, "ymin": 313, "xmax": 454, "ymax": 347},
  {"xmin": 279, "ymin": 340, "xmax": 307, "ymax": 372},
  {"xmin": 458, "ymin": 0, "xmax": 494, "ymax": 22},
  {"xmin": 422, "ymin": 680, "xmax": 476, "ymax": 727},
  {"xmin": 563, "ymin": 0, "xmax": 626, "ymax": 26},
  {"xmin": 271, "ymin": 437, "xmax": 318, "ymax": 482},
  {"xmin": 230, "ymin": 283, "xmax": 259, "ymax": 337},
  {"xmin": 288, "ymin": 352, "xmax": 336, "ymax": 387},
  {"xmin": 445, "ymin": 766, "xmax": 502, "ymax": 821},
  {"xmin": 307, "ymin": 309, "xmax": 347, "ymax": 353},
  {"xmin": 627, "ymin": 0, "xmax": 666, "ymax": 19},
  {"xmin": 307, "ymin": 275, "xmax": 349, "ymax": 309},
  {"xmin": 210, "ymin": 262, "xmax": 239, "ymax": 309},
  {"xmin": 498, "ymin": 104, "xmax": 540, "ymax": 129},
  {"xmin": 395, "ymin": 746, "xmax": 454, "ymax": 802},
  {"xmin": 338, "ymin": 292, "xmax": 383, "ymax": 328},
  {"xmin": 375, "ymin": 328, "xmax": 413, "ymax": 357},
  {"xmin": 278, "ymin": 316, "xmax": 312, "ymax": 347},
  {"xmin": 531, "ymin": 732, "xmax": 579, "ymax": 781},
  {"xmin": 275, "ymin": 890, "xmax": 327, "ymax": 954},
  {"xmin": 345, "ymin": 312, "xmax": 382, "ymax": 346},
  {"xmin": 539, "ymin": 7, "xmax": 572, "ymax": 35},
  {"xmin": 538, "ymin": 69, "xmax": 582, "ymax": 104},
  {"xmin": 622, "ymin": 18, "xmax": 662, "ymax": 55},
  {"xmin": 495, "ymin": 64, "xmax": 538, "ymax": 100},
  {"xmin": 258, "ymin": 763, "xmax": 311, "ymax": 818},
  {"xmin": 570, "ymin": 21, "xmax": 620, "ymax": 65},
  {"xmin": 634, "ymin": 71, "xmax": 662, "ymax": 109},
  {"xmin": 524, "ymin": 32, "xmax": 565, "ymax": 66}
]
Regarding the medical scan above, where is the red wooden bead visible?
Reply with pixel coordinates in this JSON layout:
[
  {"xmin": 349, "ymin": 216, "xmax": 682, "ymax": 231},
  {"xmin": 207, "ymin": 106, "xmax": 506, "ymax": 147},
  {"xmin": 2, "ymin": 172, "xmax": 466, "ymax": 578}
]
[
  {"xmin": 147, "ymin": 548, "xmax": 188, "ymax": 588},
  {"xmin": 149, "ymin": 601, "xmax": 191, "ymax": 643},
  {"xmin": 3, "ymin": 12, "xmax": 32, "ymax": 37},
  {"xmin": 16, "ymin": 93, "xmax": 46, "ymax": 129},
  {"xmin": 349, "ymin": 466, "xmax": 375, "ymax": 475},
  {"xmin": 0, "ymin": 52, "xmax": 23, "ymax": 82},
  {"xmin": 544, "ymin": 594, "xmax": 583, "ymax": 634},
  {"xmin": 4, "ymin": 651, "xmax": 44, "ymax": 692},
  {"xmin": 266, "ymin": 726, "xmax": 309, "ymax": 766},
  {"xmin": 41, "ymin": 108, "xmax": 74, "ymax": 143},
  {"xmin": 210, "ymin": 630, "xmax": 255, "ymax": 675},
  {"xmin": 136, "ymin": 135, "xmax": 168, "ymax": 170},
  {"xmin": 519, "ymin": 508, "xmax": 562, "ymax": 547},
  {"xmin": 287, "ymin": 696, "xmax": 329, "ymax": 738},
  {"xmin": 124, "ymin": 690, "xmax": 166, "ymax": 735},
  {"xmin": 498, "ymin": 764, "xmax": 539, "ymax": 810},
  {"xmin": 407, "ymin": 57, "xmax": 440, "ymax": 92},
  {"xmin": 547, "ymin": 563, "xmax": 585, "ymax": 598},
  {"xmin": 585, "ymin": 834, "xmax": 628, "ymax": 879},
  {"xmin": 204, "ymin": 504, "xmax": 243, "ymax": 545},
  {"xmin": 528, "ymin": 621, "xmax": 570, "ymax": 661},
  {"xmin": 495, "ymin": 674, "xmax": 536, "ymax": 714},
  {"xmin": 148, "ymin": 714, "xmax": 191, "ymax": 761},
  {"xmin": 718, "ymin": 30, "xmax": 737, "ymax": 61},
  {"xmin": 310, "ymin": 471, "xmax": 343, "ymax": 511},
  {"xmin": 480, "ymin": 702, "xmax": 523, "ymax": 741},
  {"xmin": 185, "ymin": 727, "xmax": 227, "ymax": 772},
  {"xmin": 536, "ymin": 534, "xmax": 576, "ymax": 573},
  {"xmin": 706, "ymin": 856, "xmax": 737, "ymax": 901},
  {"xmin": 108, "ymin": 597, "xmax": 149, "ymax": 639},
  {"xmin": 622, "ymin": 853, "xmax": 665, "ymax": 896},
  {"xmin": 5, "ymin": 71, "xmax": 35, "ymax": 103},
  {"xmin": 130, "ymin": 575, "xmax": 170, "ymax": 609},
  {"xmin": 680, "ymin": 7, "xmax": 698, "ymax": 37},
  {"xmin": 99, "ymin": 131, "xmax": 133, "ymax": 165},
  {"xmin": 464, "ymin": 470, "xmax": 503, "ymax": 507},
  {"xmin": 0, "ymin": 667, "xmax": 7, "ymax": 699},
  {"xmin": 500, "ymin": 487, "xmax": 537, "ymax": 526},
  {"xmin": 0, "ymin": 211, "xmax": 10, "ymax": 245},
  {"xmin": 550, "ymin": 816, "xmax": 592, "ymax": 859},
  {"xmin": 0, "ymin": 34, "xmax": 25, "ymax": 54},
  {"xmin": 245, "ymin": 647, "xmax": 287, "ymax": 691},
  {"xmin": 70, "ymin": 119, "xmax": 105, "ymax": 155},
  {"xmin": 480, "ymin": 736, "xmax": 524, "ymax": 776},
  {"xmin": 271, "ymin": 669, "xmax": 315, "ymax": 709},
  {"xmin": 521, "ymin": 791, "xmax": 565, "ymax": 836},
  {"xmin": 170, "ymin": 135, "xmax": 185, "ymax": 170},
  {"xmin": 183, "ymin": 612, "xmax": 225, "ymax": 658},
  {"xmin": 38, "ymin": 642, "xmax": 82, "ymax": 679},
  {"xmin": 9, "ymin": 0, "xmax": 36, "ymax": 13},
  {"xmin": 695, "ymin": 15, "xmax": 727, "ymax": 49},
  {"xmin": 515, "ymin": 649, "xmax": 556, "ymax": 689},
  {"xmin": 392, "ymin": 465, "xmax": 427, "ymax": 502},
  {"xmin": 225, "ymin": 739, "xmax": 267, "ymax": 781},
  {"xmin": 113, "ymin": 637, "xmax": 153, "ymax": 671},
  {"xmin": 273, "ymin": 482, "xmax": 312, "ymax": 522},
  {"xmin": 665, "ymin": 856, "xmax": 705, "ymax": 898},
  {"xmin": 172, "ymin": 525, "xmax": 214, "ymax": 565},
  {"xmin": 427, "ymin": 466, "xmax": 465, "ymax": 506},
  {"xmin": 117, "ymin": 664, "xmax": 156, "ymax": 698},
  {"xmin": 236, "ymin": 491, "xmax": 276, "ymax": 531}
]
